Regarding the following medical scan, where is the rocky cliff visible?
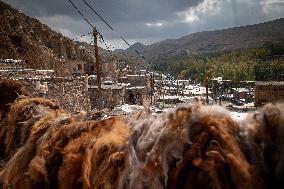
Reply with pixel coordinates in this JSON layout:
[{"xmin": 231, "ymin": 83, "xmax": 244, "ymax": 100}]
[{"xmin": 0, "ymin": 1, "xmax": 109, "ymax": 75}]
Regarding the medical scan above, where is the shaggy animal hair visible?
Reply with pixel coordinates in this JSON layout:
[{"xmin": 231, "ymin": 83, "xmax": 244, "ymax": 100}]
[
  {"xmin": 0, "ymin": 118, "xmax": 130, "ymax": 189},
  {"xmin": 2, "ymin": 98, "xmax": 61, "ymax": 159},
  {"xmin": 242, "ymin": 103, "xmax": 284, "ymax": 188},
  {"xmin": 0, "ymin": 81, "xmax": 130, "ymax": 189},
  {"xmin": 0, "ymin": 80, "xmax": 283, "ymax": 189},
  {"xmin": 0, "ymin": 80, "xmax": 29, "ymax": 121},
  {"xmin": 0, "ymin": 80, "xmax": 30, "ymax": 162},
  {"xmin": 120, "ymin": 104, "xmax": 257, "ymax": 189}
]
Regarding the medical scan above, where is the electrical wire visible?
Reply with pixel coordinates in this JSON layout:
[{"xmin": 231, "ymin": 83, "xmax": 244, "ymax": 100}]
[
  {"xmin": 66, "ymin": 0, "xmax": 152, "ymax": 94},
  {"xmin": 66, "ymin": 0, "xmax": 151, "ymax": 71},
  {"xmin": 67, "ymin": 0, "xmax": 95, "ymax": 29},
  {"xmin": 64, "ymin": 0, "xmax": 159, "ymax": 75},
  {"xmin": 71, "ymin": 32, "xmax": 92, "ymax": 41},
  {"xmin": 80, "ymin": 0, "xmax": 149, "ymax": 63},
  {"xmin": 96, "ymin": 35, "xmax": 151, "ymax": 93},
  {"xmin": 66, "ymin": 0, "xmax": 105, "ymax": 43},
  {"xmin": 81, "ymin": 0, "xmax": 114, "ymax": 31}
]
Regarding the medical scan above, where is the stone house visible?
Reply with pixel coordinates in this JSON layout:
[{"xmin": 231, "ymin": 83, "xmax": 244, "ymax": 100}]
[
  {"xmin": 255, "ymin": 81, "xmax": 284, "ymax": 107},
  {"xmin": 88, "ymin": 83, "xmax": 125, "ymax": 110}
]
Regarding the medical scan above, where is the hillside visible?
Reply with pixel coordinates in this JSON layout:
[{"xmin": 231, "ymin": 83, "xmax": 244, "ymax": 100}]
[
  {"xmin": 116, "ymin": 18, "xmax": 284, "ymax": 69},
  {"xmin": 1, "ymin": 0, "xmax": 283, "ymax": 77},
  {"xmin": 0, "ymin": 1, "xmax": 109, "ymax": 75}
]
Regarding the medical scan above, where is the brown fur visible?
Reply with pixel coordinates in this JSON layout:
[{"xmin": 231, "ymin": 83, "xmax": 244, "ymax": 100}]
[
  {"xmin": 0, "ymin": 113, "xmax": 129, "ymax": 189},
  {"xmin": 0, "ymin": 80, "xmax": 283, "ymax": 189},
  {"xmin": 243, "ymin": 103, "xmax": 284, "ymax": 188},
  {"xmin": 0, "ymin": 80, "xmax": 31, "ymax": 161},
  {"xmin": 120, "ymin": 104, "xmax": 258, "ymax": 189},
  {"xmin": 0, "ymin": 80, "xmax": 30, "ymax": 121}
]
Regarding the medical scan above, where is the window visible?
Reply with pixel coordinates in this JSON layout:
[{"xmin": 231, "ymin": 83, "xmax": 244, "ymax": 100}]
[{"xmin": 78, "ymin": 64, "xmax": 82, "ymax": 71}]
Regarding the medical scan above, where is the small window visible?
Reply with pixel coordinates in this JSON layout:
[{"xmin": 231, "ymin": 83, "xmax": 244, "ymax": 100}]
[{"xmin": 78, "ymin": 64, "xmax": 82, "ymax": 71}]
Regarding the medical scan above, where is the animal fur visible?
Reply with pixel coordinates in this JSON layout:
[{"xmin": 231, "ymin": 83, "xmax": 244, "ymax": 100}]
[
  {"xmin": 0, "ymin": 80, "xmax": 283, "ymax": 189},
  {"xmin": 242, "ymin": 103, "xmax": 284, "ymax": 188},
  {"xmin": 0, "ymin": 118, "xmax": 130, "ymax": 189},
  {"xmin": 120, "ymin": 104, "xmax": 257, "ymax": 189},
  {"xmin": 0, "ymin": 80, "xmax": 29, "ymax": 121},
  {"xmin": 0, "ymin": 80, "xmax": 30, "ymax": 162}
]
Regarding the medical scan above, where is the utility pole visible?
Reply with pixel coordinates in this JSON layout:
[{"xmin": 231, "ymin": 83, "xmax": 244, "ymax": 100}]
[
  {"xmin": 84, "ymin": 74, "xmax": 90, "ymax": 113},
  {"xmin": 93, "ymin": 28, "xmax": 102, "ymax": 110},
  {"xmin": 161, "ymin": 73, "xmax": 165, "ymax": 108},
  {"xmin": 205, "ymin": 75, "xmax": 209, "ymax": 105},
  {"xmin": 150, "ymin": 72, "xmax": 154, "ymax": 105},
  {"xmin": 177, "ymin": 79, "xmax": 179, "ymax": 97}
]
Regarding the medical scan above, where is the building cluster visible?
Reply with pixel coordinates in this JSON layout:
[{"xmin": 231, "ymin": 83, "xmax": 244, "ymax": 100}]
[
  {"xmin": 1, "ymin": 59, "xmax": 283, "ymax": 113},
  {"xmin": 254, "ymin": 81, "xmax": 284, "ymax": 107}
]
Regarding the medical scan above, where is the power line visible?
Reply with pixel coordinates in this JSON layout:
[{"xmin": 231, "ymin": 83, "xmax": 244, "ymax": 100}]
[
  {"xmin": 66, "ymin": 0, "xmax": 95, "ymax": 29},
  {"xmin": 120, "ymin": 36, "xmax": 131, "ymax": 47},
  {"xmin": 88, "ymin": 34, "xmax": 149, "ymax": 94},
  {"xmin": 66, "ymin": 0, "xmax": 149, "ymax": 71},
  {"xmin": 80, "ymin": 0, "xmax": 148, "ymax": 60},
  {"xmin": 71, "ymin": 32, "xmax": 92, "ymax": 41},
  {"xmin": 81, "ymin": 0, "xmax": 114, "ymax": 31},
  {"xmin": 66, "ymin": 0, "xmax": 105, "ymax": 43},
  {"xmin": 65, "ymin": 0, "xmax": 156, "ymax": 105},
  {"xmin": 99, "ymin": 35, "xmax": 148, "ymax": 72},
  {"xmin": 67, "ymin": 0, "xmax": 151, "ymax": 70}
]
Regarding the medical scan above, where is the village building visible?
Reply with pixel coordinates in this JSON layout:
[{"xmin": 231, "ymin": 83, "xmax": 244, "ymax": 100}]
[
  {"xmin": 0, "ymin": 59, "xmax": 25, "ymax": 71},
  {"xmin": 0, "ymin": 75, "xmax": 89, "ymax": 113},
  {"xmin": 232, "ymin": 88, "xmax": 254, "ymax": 103},
  {"xmin": 0, "ymin": 67, "xmax": 55, "ymax": 79},
  {"xmin": 157, "ymin": 95, "xmax": 182, "ymax": 104},
  {"xmin": 118, "ymin": 74, "xmax": 149, "ymax": 87},
  {"xmin": 68, "ymin": 60, "xmax": 86, "ymax": 76},
  {"xmin": 187, "ymin": 85, "xmax": 210, "ymax": 97},
  {"xmin": 84, "ymin": 58, "xmax": 117, "ymax": 77},
  {"xmin": 125, "ymin": 86, "xmax": 146, "ymax": 105},
  {"xmin": 254, "ymin": 81, "xmax": 284, "ymax": 107},
  {"xmin": 88, "ymin": 83, "xmax": 125, "ymax": 110},
  {"xmin": 102, "ymin": 61, "xmax": 117, "ymax": 77}
]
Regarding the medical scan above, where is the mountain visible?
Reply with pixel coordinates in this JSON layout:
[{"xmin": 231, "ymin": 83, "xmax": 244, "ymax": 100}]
[
  {"xmin": 116, "ymin": 18, "xmax": 284, "ymax": 68},
  {"xmin": 113, "ymin": 42, "xmax": 148, "ymax": 69},
  {"xmin": 125, "ymin": 42, "xmax": 146, "ymax": 54},
  {"xmin": 1, "ymin": 0, "xmax": 283, "ymax": 76},
  {"xmin": 114, "ymin": 42, "xmax": 145, "ymax": 54},
  {"xmin": 0, "ymin": 1, "xmax": 110, "ymax": 75}
]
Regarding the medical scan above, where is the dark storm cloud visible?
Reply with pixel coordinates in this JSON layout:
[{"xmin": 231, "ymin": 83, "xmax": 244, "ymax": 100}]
[
  {"xmin": 2, "ymin": 0, "xmax": 202, "ymax": 23},
  {"xmin": 2, "ymin": 0, "xmax": 284, "ymax": 49}
]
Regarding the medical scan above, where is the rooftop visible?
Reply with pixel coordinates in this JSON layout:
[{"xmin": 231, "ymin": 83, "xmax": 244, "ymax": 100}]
[
  {"xmin": 256, "ymin": 81, "xmax": 284, "ymax": 86},
  {"xmin": 89, "ymin": 84, "xmax": 124, "ymax": 90}
]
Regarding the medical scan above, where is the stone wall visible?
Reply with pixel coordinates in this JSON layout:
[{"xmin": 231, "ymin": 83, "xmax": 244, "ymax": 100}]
[
  {"xmin": 125, "ymin": 87, "xmax": 146, "ymax": 105},
  {"xmin": 118, "ymin": 75, "xmax": 149, "ymax": 87},
  {"xmin": 255, "ymin": 81, "xmax": 284, "ymax": 107},
  {"xmin": 1, "ymin": 76, "xmax": 89, "ymax": 113},
  {"xmin": 88, "ymin": 85, "xmax": 125, "ymax": 110}
]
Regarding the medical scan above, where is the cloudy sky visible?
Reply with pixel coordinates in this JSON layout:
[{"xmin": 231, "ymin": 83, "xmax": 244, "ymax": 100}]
[{"xmin": 2, "ymin": 0, "xmax": 284, "ymax": 49}]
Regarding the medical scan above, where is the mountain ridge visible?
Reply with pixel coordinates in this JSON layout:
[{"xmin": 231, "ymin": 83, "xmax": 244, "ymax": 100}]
[
  {"xmin": 117, "ymin": 18, "xmax": 284, "ymax": 65},
  {"xmin": 0, "ymin": 1, "xmax": 110, "ymax": 75}
]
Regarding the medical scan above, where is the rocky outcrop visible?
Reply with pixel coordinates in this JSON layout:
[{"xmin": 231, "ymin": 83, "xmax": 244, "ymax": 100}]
[{"xmin": 0, "ymin": 1, "xmax": 110, "ymax": 75}]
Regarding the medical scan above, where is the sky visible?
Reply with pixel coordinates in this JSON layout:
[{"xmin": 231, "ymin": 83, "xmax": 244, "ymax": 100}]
[{"xmin": 2, "ymin": 0, "xmax": 284, "ymax": 49}]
